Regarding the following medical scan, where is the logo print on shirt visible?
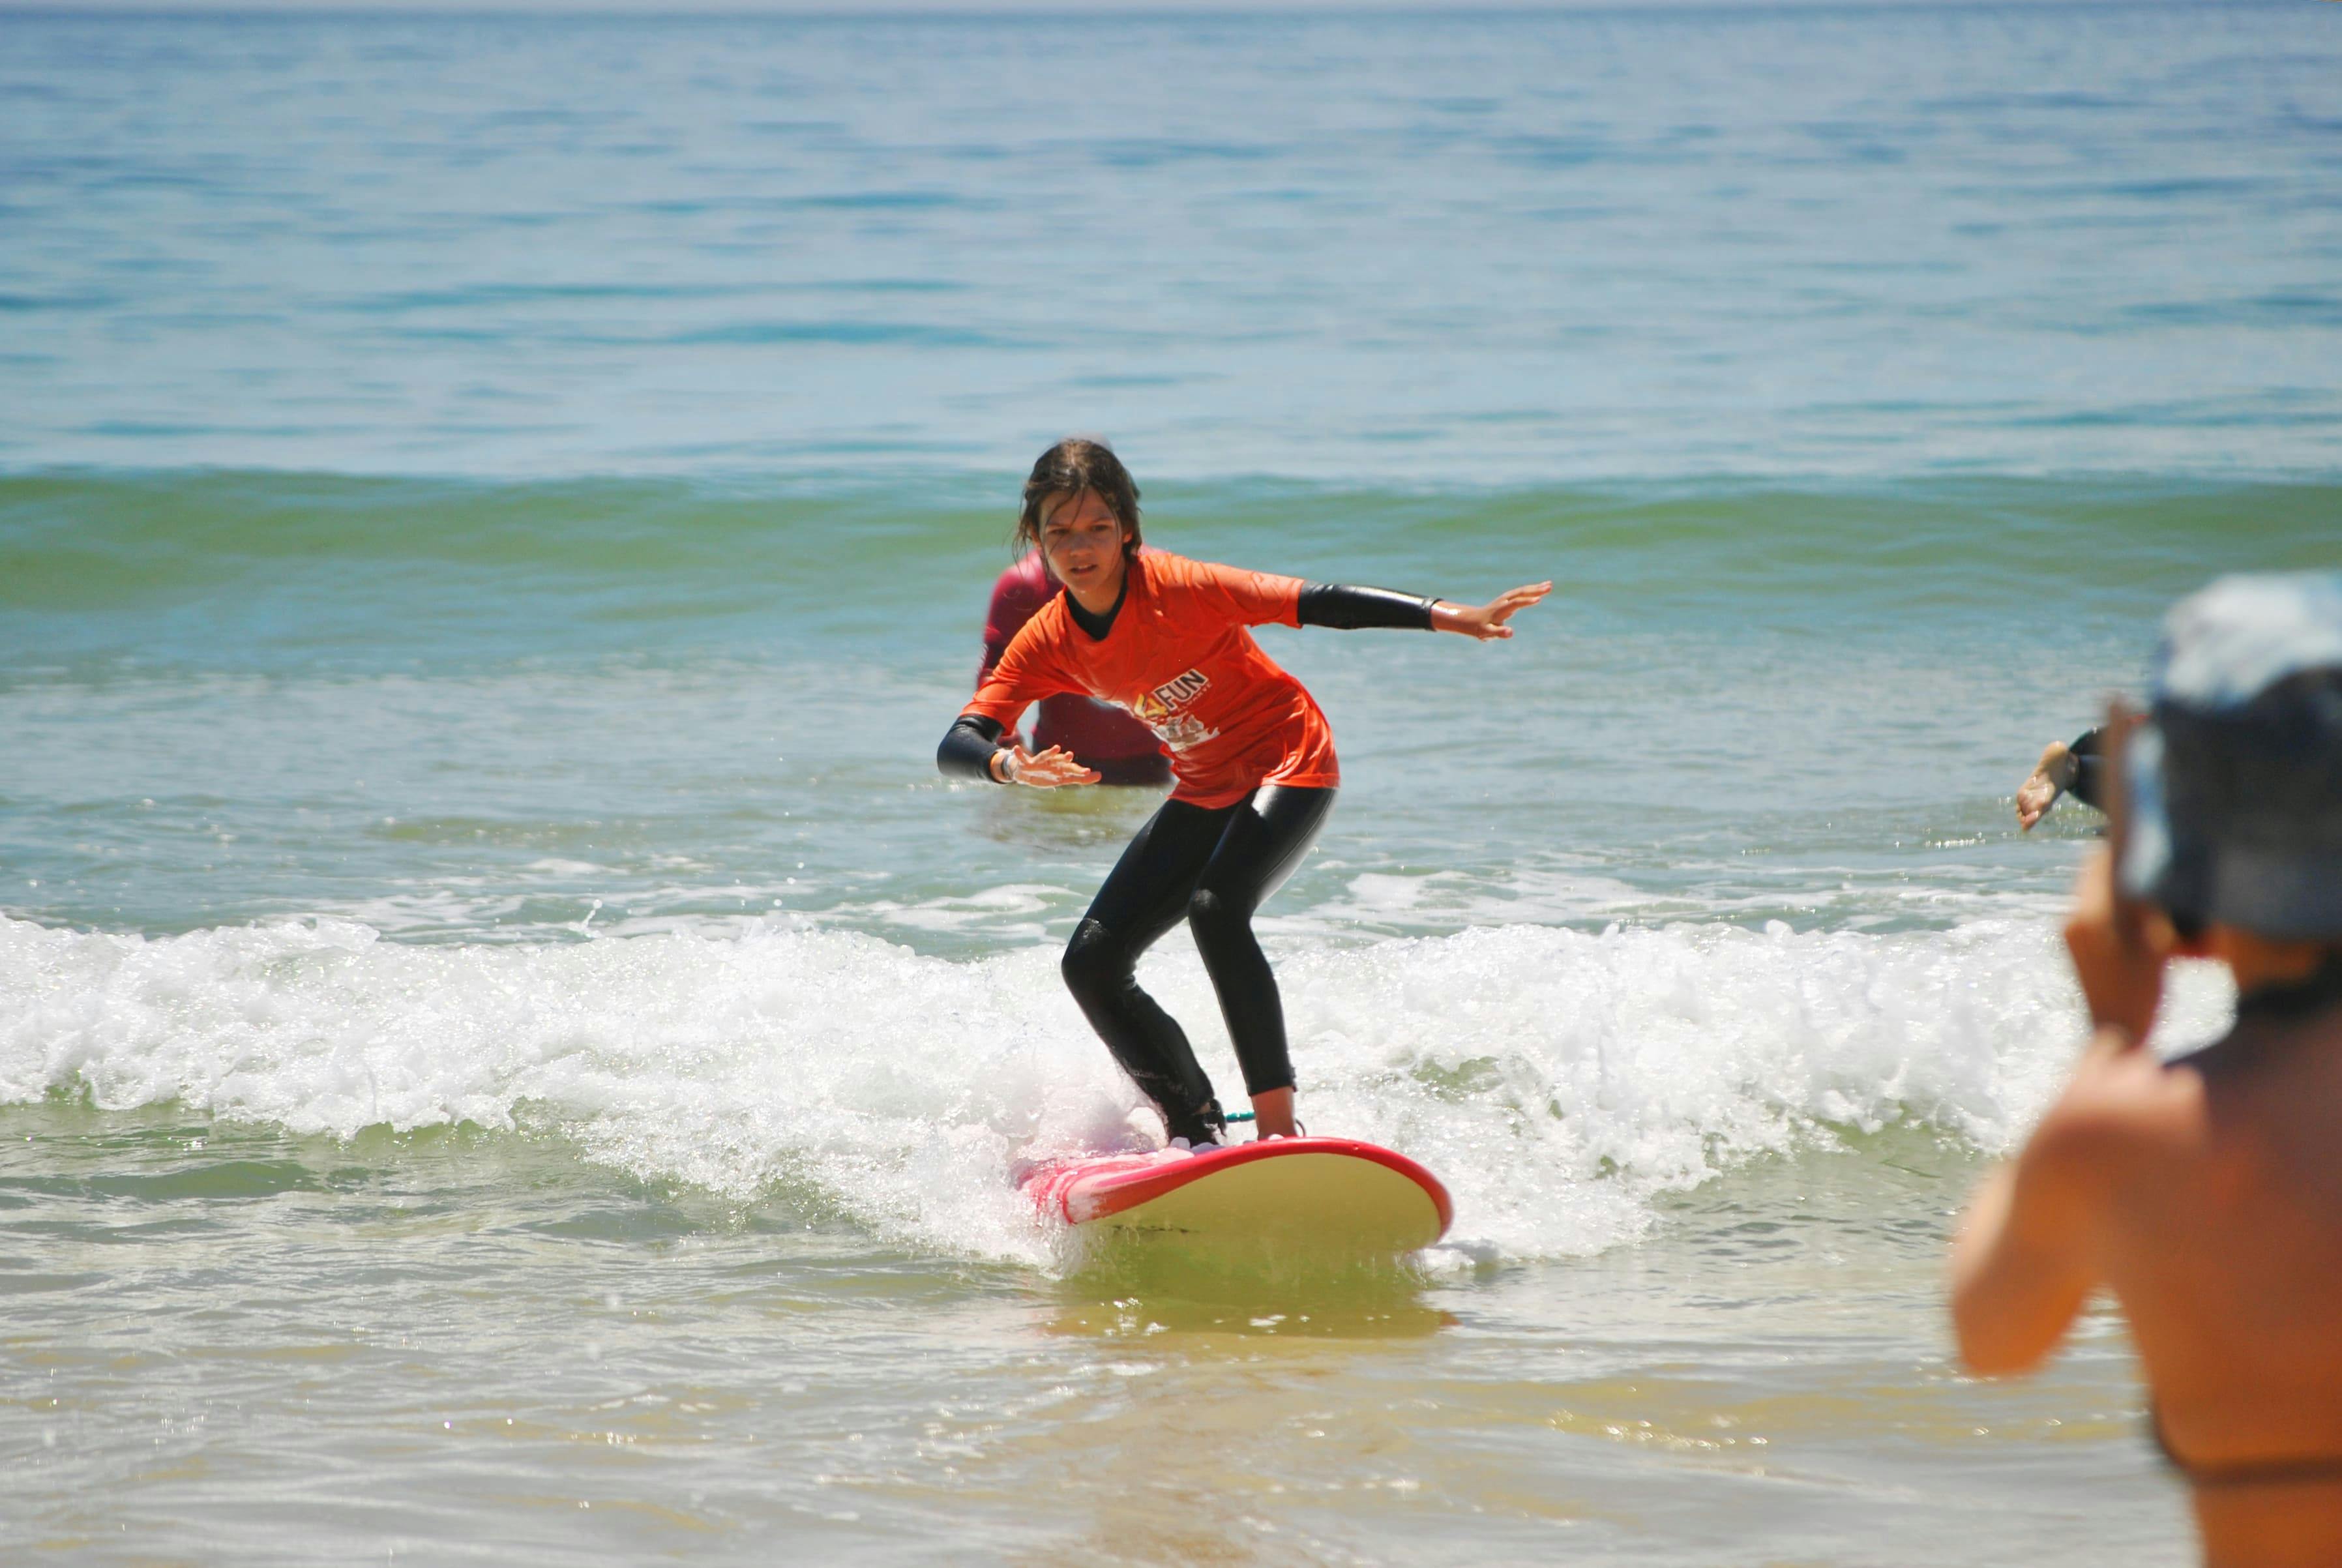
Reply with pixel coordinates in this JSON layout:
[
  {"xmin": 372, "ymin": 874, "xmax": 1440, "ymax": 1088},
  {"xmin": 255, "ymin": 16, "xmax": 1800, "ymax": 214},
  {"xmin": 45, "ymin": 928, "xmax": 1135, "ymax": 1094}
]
[{"xmin": 1126, "ymin": 668, "xmax": 1218, "ymax": 750}]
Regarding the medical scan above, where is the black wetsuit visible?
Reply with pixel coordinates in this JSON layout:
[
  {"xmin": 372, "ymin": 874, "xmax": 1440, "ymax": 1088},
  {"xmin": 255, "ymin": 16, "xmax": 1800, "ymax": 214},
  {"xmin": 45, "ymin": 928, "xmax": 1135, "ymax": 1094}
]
[
  {"xmin": 938, "ymin": 580, "xmax": 1436, "ymax": 1145},
  {"xmin": 1063, "ymin": 783, "xmax": 1334, "ymax": 1143},
  {"xmin": 2067, "ymin": 726, "xmax": 2108, "ymax": 812}
]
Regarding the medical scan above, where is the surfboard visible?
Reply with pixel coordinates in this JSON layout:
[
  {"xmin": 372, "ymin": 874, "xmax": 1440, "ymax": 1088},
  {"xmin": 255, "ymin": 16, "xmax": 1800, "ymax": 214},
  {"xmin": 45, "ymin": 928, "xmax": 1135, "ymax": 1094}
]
[{"xmin": 1020, "ymin": 1136, "xmax": 1453, "ymax": 1252}]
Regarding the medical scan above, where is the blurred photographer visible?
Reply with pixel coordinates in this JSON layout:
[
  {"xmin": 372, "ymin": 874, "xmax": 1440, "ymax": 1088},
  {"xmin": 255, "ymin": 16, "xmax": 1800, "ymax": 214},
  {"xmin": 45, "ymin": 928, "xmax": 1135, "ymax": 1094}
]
[{"xmin": 1953, "ymin": 574, "xmax": 2342, "ymax": 1567}]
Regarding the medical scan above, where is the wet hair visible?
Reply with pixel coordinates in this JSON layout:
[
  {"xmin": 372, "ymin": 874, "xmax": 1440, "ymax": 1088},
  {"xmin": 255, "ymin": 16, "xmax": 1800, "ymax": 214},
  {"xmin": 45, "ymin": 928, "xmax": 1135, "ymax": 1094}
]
[{"xmin": 1016, "ymin": 437, "xmax": 1142, "ymax": 561}]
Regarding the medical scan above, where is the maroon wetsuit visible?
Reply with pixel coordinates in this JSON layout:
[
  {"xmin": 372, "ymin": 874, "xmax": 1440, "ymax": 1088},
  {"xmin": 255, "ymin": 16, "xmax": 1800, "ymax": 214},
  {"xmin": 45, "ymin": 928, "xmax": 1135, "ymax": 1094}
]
[{"xmin": 980, "ymin": 551, "xmax": 1171, "ymax": 786}]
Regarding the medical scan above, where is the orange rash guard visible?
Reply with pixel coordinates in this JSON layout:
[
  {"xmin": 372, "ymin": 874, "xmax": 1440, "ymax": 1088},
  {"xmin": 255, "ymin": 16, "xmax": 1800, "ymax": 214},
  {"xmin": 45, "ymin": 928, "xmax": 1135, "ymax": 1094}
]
[{"xmin": 960, "ymin": 551, "xmax": 1340, "ymax": 809}]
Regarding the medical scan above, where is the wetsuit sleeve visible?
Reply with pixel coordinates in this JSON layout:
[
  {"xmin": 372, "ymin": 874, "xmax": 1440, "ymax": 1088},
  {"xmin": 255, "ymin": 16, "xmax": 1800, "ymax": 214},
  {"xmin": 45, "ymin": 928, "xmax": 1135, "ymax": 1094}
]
[
  {"xmin": 2067, "ymin": 726, "xmax": 2107, "ymax": 812},
  {"xmin": 1296, "ymin": 583, "xmax": 1437, "ymax": 630},
  {"xmin": 938, "ymin": 715, "xmax": 1009, "ymax": 782}
]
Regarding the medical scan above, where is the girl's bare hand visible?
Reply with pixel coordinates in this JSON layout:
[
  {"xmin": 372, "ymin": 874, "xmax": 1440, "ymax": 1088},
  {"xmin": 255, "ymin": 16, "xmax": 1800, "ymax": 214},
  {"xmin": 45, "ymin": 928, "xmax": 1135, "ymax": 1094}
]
[
  {"xmin": 1003, "ymin": 745, "xmax": 1101, "ymax": 788},
  {"xmin": 2016, "ymin": 771, "xmax": 2059, "ymax": 832},
  {"xmin": 1433, "ymin": 581, "xmax": 1552, "ymax": 641}
]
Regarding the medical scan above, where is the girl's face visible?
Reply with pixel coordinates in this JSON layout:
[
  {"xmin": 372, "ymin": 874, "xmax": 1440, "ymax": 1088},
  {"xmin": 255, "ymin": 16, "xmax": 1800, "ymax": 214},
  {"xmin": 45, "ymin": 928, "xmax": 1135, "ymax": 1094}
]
[{"xmin": 1038, "ymin": 489, "xmax": 1130, "ymax": 602}]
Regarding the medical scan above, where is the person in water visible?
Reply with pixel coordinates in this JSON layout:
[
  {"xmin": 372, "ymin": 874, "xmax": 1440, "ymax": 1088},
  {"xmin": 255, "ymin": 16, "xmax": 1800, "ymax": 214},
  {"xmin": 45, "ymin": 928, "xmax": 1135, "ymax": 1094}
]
[
  {"xmin": 978, "ymin": 547, "xmax": 1170, "ymax": 787},
  {"xmin": 2016, "ymin": 725, "xmax": 2109, "ymax": 831},
  {"xmin": 938, "ymin": 437, "xmax": 1550, "ymax": 1146},
  {"xmin": 1952, "ymin": 573, "xmax": 2342, "ymax": 1567}
]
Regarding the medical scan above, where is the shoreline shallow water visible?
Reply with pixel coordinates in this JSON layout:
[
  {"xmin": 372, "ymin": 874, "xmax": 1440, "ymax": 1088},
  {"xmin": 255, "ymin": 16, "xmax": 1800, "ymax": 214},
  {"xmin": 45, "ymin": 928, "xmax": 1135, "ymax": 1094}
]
[
  {"xmin": 3, "ymin": 1103, "xmax": 2194, "ymax": 1567},
  {"xmin": 0, "ymin": 898, "xmax": 2232, "ymax": 1563}
]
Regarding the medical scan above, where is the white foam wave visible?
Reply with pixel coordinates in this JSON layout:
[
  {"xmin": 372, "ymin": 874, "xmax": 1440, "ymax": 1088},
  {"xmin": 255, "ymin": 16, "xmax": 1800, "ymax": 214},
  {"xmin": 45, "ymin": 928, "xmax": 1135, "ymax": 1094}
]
[{"xmin": 0, "ymin": 913, "xmax": 2232, "ymax": 1265}]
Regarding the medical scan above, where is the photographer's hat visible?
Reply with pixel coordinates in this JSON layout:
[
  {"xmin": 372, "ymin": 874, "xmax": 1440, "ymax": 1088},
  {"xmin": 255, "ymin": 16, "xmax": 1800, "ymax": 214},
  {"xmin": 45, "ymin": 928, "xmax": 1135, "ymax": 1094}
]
[{"xmin": 2122, "ymin": 573, "xmax": 2342, "ymax": 938}]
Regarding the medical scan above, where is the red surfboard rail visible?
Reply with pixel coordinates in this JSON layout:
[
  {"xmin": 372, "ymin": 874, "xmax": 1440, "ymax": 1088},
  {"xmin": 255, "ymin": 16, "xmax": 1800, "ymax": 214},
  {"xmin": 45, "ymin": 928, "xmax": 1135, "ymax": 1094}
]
[{"xmin": 1021, "ymin": 1136, "xmax": 1454, "ymax": 1244}]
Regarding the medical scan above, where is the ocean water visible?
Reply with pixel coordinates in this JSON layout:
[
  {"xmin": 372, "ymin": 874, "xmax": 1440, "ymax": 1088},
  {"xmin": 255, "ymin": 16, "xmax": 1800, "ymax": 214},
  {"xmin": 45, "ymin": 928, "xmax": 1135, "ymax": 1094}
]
[{"xmin": 4, "ymin": 5, "xmax": 2339, "ymax": 1564}]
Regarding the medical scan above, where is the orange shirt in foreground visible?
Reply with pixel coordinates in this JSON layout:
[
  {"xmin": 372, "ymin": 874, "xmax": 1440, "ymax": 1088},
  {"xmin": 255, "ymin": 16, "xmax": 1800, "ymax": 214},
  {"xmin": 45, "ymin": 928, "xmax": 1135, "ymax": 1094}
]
[{"xmin": 962, "ymin": 551, "xmax": 1339, "ymax": 808}]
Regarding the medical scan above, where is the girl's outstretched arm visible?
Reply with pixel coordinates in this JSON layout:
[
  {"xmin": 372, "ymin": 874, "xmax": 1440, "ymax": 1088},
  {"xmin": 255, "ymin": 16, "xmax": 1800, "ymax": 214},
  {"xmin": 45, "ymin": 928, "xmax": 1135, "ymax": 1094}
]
[{"xmin": 1294, "ymin": 580, "xmax": 1552, "ymax": 637}]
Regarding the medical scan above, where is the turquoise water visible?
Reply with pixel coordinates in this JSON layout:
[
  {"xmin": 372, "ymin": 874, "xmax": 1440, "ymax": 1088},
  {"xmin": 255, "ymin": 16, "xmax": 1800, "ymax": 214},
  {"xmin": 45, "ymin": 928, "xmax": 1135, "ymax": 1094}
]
[{"xmin": 4, "ymin": 6, "xmax": 2338, "ymax": 1563}]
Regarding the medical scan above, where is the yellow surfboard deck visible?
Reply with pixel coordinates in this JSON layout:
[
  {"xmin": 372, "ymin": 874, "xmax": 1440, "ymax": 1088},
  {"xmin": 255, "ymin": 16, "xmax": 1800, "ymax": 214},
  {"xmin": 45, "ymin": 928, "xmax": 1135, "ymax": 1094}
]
[{"xmin": 1024, "ymin": 1137, "xmax": 1452, "ymax": 1253}]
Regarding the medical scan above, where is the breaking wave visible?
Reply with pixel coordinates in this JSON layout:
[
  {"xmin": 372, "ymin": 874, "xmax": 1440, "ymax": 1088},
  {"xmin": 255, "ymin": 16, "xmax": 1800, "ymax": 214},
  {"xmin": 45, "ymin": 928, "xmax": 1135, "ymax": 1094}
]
[{"xmin": 0, "ymin": 911, "xmax": 2233, "ymax": 1266}]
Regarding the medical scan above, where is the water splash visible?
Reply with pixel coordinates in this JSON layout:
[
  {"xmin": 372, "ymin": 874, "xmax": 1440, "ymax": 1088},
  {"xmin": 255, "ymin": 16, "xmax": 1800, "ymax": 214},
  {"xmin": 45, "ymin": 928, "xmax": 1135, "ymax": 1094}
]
[{"xmin": 0, "ymin": 913, "xmax": 2234, "ymax": 1266}]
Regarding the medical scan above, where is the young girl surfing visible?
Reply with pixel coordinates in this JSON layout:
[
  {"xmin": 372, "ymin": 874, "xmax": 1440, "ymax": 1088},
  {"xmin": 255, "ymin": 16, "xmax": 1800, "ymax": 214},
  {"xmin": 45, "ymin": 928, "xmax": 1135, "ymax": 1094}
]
[{"xmin": 938, "ymin": 439, "xmax": 1549, "ymax": 1147}]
